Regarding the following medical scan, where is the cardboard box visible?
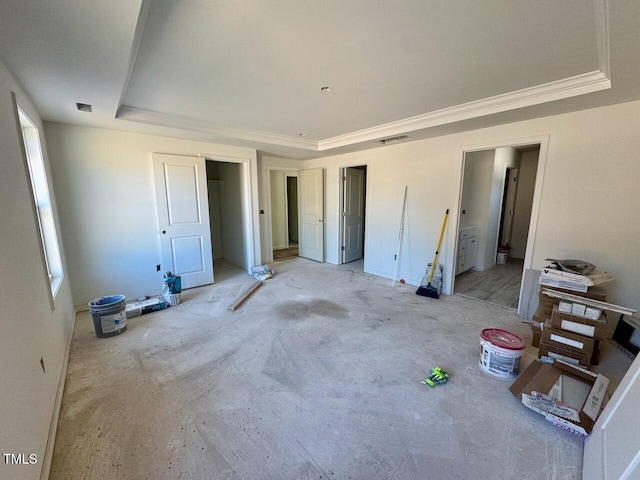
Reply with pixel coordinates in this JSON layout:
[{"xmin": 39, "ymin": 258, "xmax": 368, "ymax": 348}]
[
  {"xmin": 540, "ymin": 268, "xmax": 614, "ymax": 293},
  {"xmin": 550, "ymin": 305, "xmax": 608, "ymax": 339},
  {"xmin": 559, "ymin": 300, "xmax": 573, "ymax": 313},
  {"xmin": 509, "ymin": 359, "xmax": 609, "ymax": 436},
  {"xmin": 538, "ymin": 342, "xmax": 592, "ymax": 367},
  {"xmin": 125, "ymin": 296, "xmax": 168, "ymax": 317},
  {"xmin": 538, "ymin": 286, "xmax": 607, "ymax": 303},
  {"xmin": 536, "ymin": 303, "xmax": 554, "ymax": 319},
  {"xmin": 541, "ymin": 327, "xmax": 596, "ymax": 358},
  {"xmin": 532, "ymin": 328, "xmax": 542, "ymax": 348}
]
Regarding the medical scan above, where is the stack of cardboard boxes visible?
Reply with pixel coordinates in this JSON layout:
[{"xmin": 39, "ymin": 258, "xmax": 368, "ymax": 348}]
[
  {"xmin": 532, "ymin": 286, "xmax": 610, "ymax": 367},
  {"xmin": 531, "ymin": 263, "xmax": 617, "ymax": 367}
]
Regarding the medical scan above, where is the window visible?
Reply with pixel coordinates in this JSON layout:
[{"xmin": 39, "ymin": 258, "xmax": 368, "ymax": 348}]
[{"xmin": 17, "ymin": 106, "xmax": 64, "ymax": 299}]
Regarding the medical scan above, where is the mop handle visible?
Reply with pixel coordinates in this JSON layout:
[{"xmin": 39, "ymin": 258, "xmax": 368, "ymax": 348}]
[{"xmin": 427, "ymin": 209, "xmax": 449, "ymax": 283}]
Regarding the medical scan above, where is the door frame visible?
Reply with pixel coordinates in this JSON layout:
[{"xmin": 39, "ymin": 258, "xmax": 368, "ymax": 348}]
[
  {"xmin": 284, "ymin": 173, "xmax": 299, "ymax": 247},
  {"xmin": 266, "ymin": 167, "xmax": 300, "ymax": 263},
  {"xmin": 449, "ymin": 135, "xmax": 549, "ymax": 317},
  {"xmin": 338, "ymin": 162, "xmax": 370, "ymax": 265},
  {"xmin": 200, "ymin": 153, "xmax": 259, "ymax": 274}
]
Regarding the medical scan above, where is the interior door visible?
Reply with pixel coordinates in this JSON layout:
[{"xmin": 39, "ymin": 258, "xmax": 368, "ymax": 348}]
[
  {"xmin": 299, "ymin": 168, "xmax": 324, "ymax": 262},
  {"xmin": 153, "ymin": 153, "xmax": 214, "ymax": 288},
  {"xmin": 342, "ymin": 167, "xmax": 365, "ymax": 263}
]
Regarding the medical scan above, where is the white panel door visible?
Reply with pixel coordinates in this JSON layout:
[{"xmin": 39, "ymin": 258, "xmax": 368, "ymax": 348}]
[
  {"xmin": 153, "ymin": 154, "xmax": 214, "ymax": 288},
  {"xmin": 343, "ymin": 167, "xmax": 365, "ymax": 263},
  {"xmin": 299, "ymin": 168, "xmax": 324, "ymax": 262}
]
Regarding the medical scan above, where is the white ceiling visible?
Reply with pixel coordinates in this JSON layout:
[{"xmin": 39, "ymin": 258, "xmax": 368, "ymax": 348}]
[{"xmin": 1, "ymin": 0, "xmax": 639, "ymax": 159}]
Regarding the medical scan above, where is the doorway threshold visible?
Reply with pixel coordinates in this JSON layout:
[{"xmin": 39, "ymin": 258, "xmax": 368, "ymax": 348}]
[{"xmin": 454, "ymin": 292, "xmax": 517, "ymax": 311}]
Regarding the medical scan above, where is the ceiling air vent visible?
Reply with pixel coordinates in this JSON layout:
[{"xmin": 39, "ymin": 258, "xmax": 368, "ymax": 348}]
[
  {"xmin": 76, "ymin": 102, "xmax": 92, "ymax": 112},
  {"xmin": 379, "ymin": 135, "xmax": 410, "ymax": 145}
]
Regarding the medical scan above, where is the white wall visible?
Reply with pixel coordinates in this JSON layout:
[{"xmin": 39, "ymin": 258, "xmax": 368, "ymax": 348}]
[
  {"xmin": 0, "ymin": 60, "xmax": 75, "ymax": 480},
  {"xmin": 484, "ymin": 147, "xmax": 519, "ymax": 270},
  {"xmin": 301, "ymin": 100, "xmax": 640, "ymax": 310},
  {"xmin": 45, "ymin": 123, "xmax": 258, "ymax": 305},
  {"xmin": 460, "ymin": 150, "xmax": 494, "ymax": 269},
  {"xmin": 270, "ymin": 170, "xmax": 288, "ymax": 249},
  {"xmin": 510, "ymin": 149, "xmax": 539, "ymax": 259},
  {"xmin": 207, "ymin": 181, "xmax": 223, "ymax": 259},
  {"xmin": 218, "ymin": 162, "xmax": 247, "ymax": 269}
]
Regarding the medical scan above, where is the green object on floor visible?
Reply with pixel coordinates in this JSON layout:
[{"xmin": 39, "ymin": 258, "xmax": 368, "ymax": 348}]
[{"xmin": 421, "ymin": 367, "xmax": 450, "ymax": 387}]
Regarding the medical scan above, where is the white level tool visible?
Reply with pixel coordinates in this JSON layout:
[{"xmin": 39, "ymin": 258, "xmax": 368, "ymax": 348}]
[{"xmin": 540, "ymin": 289, "xmax": 637, "ymax": 316}]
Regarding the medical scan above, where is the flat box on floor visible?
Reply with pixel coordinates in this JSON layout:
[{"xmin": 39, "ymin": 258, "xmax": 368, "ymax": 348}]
[
  {"xmin": 550, "ymin": 305, "xmax": 608, "ymax": 339},
  {"xmin": 541, "ymin": 326, "xmax": 596, "ymax": 358},
  {"xmin": 509, "ymin": 359, "xmax": 609, "ymax": 436}
]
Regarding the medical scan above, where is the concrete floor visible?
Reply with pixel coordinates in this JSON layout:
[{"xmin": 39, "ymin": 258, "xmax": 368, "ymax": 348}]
[{"xmin": 50, "ymin": 258, "xmax": 631, "ymax": 479}]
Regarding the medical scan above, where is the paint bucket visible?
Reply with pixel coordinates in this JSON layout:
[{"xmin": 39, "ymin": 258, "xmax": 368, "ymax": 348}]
[
  {"xmin": 88, "ymin": 294, "xmax": 127, "ymax": 338},
  {"xmin": 479, "ymin": 328, "xmax": 525, "ymax": 378},
  {"xmin": 164, "ymin": 293, "xmax": 181, "ymax": 307}
]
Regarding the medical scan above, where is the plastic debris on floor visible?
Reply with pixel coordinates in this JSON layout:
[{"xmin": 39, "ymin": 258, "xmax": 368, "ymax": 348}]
[{"xmin": 421, "ymin": 367, "xmax": 450, "ymax": 387}]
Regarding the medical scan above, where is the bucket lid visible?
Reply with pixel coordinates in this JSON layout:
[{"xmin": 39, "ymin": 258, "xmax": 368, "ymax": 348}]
[
  {"xmin": 88, "ymin": 294, "xmax": 126, "ymax": 308},
  {"xmin": 481, "ymin": 328, "xmax": 525, "ymax": 350}
]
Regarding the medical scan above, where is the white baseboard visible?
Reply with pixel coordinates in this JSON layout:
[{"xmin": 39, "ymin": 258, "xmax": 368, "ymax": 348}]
[{"xmin": 39, "ymin": 312, "xmax": 76, "ymax": 480}]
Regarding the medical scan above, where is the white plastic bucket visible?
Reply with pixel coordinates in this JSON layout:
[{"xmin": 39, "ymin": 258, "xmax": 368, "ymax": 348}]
[
  {"xmin": 496, "ymin": 252, "xmax": 508, "ymax": 264},
  {"xmin": 479, "ymin": 328, "xmax": 525, "ymax": 378},
  {"xmin": 164, "ymin": 293, "xmax": 181, "ymax": 307}
]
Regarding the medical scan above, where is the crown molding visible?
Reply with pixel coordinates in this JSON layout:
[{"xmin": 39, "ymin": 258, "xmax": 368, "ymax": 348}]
[
  {"xmin": 116, "ymin": 106, "xmax": 320, "ymax": 150},
  {"xmin": 318, "ymin": 70, "xmax": 611, "ymax": 151},
  {"xmin": 118, "ymin": 69, "xmax": 610, "ymax": 153}
]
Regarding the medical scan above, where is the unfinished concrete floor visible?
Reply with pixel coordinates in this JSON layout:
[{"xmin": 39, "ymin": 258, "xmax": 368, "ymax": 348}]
[{"xmin": 50, "ymin": 258, "xmax": 631, "ymax": 479}]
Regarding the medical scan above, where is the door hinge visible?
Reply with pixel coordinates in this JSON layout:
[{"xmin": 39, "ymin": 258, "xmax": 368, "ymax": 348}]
[
  {"xmin": 341, "ymin": 246, "xmax": 345, "ymax": 251},
  {"xmin": 342, "ymin": 211, "xmax": 346, "ymax": 217},
  {"xmin": 342, "ymin": 176, "xmax": 346, "ymax": 181}
]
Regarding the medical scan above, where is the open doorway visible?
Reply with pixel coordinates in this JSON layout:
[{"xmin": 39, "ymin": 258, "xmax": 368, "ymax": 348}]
[
  {"xmin": 453, "ymin": 145, "xmax": 540, "ymax": 310},
  {"xmin": 270, "ymin": 169, "xmax": 299, "ymax": 261},
  {"xmin": 340, "ymin": 165, "xmax": 367, "ymax": 264},
  {"xmin": 206, "ymin": 160, "xmax": 249, "ymax": 280}
]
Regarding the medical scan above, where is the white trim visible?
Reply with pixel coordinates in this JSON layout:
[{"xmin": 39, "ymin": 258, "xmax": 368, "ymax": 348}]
[
  {"xmin": 265, "ymin": 166, "xmax": 301, "ymax": 262},
  {"xmin": 595, "ymin": 0, "xmax": 611, "ymax": 78},
  {"xmin": 39, "ymin": 313, "xmax": 75, "ymax": 480},
  {"xmin": 283, "ymin": 172, "xmax": 299, "ymax": 249},
  {"xmin": 118, "ymin": 106, "xmax": 319, "ymax": 150},
  {"xmin": 116, "ymin": 0, "xmax": 152, "ymax": 114},
  {"xmin": 199, "ymin": 153, "xmax": 260, "ymax": 272},
  {"xmin": 448, "ymin": 135, "xmax": 550, "ymax": 310},
  {"xmin": 118, "ymin": 70, "xmax": 610, "ymax": 153},
  {"xmin": 337, "ymin": 163, "xmax": 370, "ymax": 265},
  {"xmin": 320, "ymin": 72, "xmax": 608, "ymax": 150}
]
